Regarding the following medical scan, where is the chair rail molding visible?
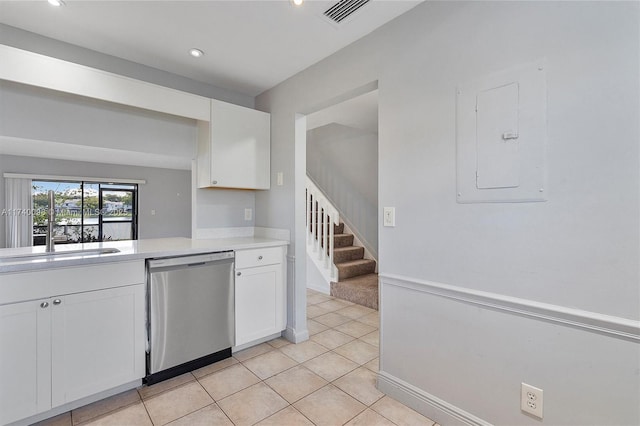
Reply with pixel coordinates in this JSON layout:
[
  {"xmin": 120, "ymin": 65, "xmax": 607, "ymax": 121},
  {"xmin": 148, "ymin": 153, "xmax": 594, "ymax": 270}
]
[{"xmin": 380, "ymin": 273, "xmax": 640, "ymax": 342}]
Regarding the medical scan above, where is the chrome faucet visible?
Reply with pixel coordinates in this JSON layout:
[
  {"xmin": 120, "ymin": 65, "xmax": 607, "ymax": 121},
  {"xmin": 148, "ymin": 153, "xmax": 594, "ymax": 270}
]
[{"xmin": 46, "ymin": 190, "xmax": 55, "ymax": 253}]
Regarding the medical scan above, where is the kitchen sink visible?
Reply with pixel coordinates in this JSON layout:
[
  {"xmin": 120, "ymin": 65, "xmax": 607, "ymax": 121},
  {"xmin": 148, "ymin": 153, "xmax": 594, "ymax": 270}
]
[{"xmin": 0, "ymin": 248, "xmax": 121, "ymax": 263}]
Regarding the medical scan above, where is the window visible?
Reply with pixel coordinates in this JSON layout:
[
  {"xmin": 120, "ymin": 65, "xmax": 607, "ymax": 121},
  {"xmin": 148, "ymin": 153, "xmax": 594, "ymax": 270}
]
[{"xmin": 32, "ymin": 180, "xmax": 138, "ymax": 245}]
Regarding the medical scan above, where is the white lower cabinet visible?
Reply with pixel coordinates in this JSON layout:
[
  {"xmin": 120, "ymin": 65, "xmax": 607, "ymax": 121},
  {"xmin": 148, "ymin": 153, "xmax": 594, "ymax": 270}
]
[
  {"xmin": 0, "ymin": 300, "xmax": 51, "ymax": 425},
  {"xmin": 235, "ymin": 246, "xmax": 286, "ymax": 347},
  {"xmin": 0, "ymin": 269, "xmax": 145, "ymax": 426},
  {"xmin": 51, "ymin": 285, "xmax": 145, "ymax": 407}
]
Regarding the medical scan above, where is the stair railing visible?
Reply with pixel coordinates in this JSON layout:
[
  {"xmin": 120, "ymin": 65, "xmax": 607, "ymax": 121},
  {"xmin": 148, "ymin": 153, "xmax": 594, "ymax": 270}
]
[{"xmin": 306, "ymin": 176, "xmax": 339, "ymax": 280}]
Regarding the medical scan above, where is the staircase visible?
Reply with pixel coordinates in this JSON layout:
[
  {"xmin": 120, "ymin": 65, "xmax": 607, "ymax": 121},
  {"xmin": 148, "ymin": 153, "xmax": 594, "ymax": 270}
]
[
  {"xmin": 330, "ymin": 222, "xmax": 379, "ymax": 310},
  {"xmin": 306, "ymin": 177, "xmax": 378, "ymax": 310}
]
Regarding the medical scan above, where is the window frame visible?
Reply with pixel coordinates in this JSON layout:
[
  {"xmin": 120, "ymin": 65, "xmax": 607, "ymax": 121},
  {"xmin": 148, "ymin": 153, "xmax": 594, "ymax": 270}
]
[{"xmin": 32, "ymin": 179, "xmax": 139, "ymax": 245}]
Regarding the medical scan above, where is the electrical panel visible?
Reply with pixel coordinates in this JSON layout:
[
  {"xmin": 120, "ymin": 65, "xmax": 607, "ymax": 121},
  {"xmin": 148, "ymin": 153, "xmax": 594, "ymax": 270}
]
[{"xmin": 456, "ymin": 60, "xmax": 547, "ymax": 203}]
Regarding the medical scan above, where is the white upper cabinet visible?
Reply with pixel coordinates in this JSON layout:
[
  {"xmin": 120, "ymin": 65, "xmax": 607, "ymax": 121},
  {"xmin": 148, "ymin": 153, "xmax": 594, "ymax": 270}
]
[{"xmin": 197, "ymin": 99, "xmax": 271, "ymax": 190}]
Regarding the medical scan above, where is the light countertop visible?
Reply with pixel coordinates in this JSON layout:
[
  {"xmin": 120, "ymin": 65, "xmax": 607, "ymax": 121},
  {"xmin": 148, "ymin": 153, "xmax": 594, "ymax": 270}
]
[{"xmin": 0, "ymin": 237, "xmax": 288, "ymax": 273}]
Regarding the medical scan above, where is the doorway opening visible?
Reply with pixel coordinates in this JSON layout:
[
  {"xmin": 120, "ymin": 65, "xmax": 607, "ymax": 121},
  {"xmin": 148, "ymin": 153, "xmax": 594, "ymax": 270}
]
[{"xmin": 302, "ymin": 86, "xmax": 379, "ymax": 308}]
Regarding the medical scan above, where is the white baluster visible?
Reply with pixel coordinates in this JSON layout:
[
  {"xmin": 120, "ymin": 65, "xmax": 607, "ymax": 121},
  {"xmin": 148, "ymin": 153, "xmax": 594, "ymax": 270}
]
[
  {"xmin": 306, "ymin": 189, "xmax": 310, "ymax": 245},
  {"xmin": 319, "ymin": 207, "xmax": 324, "ymax": 261},
  {"xmin": 316, "ymin": 199, "xmax": 319, "ymax": 254},
  {"xmin": 329, "ymin": 213, "xmax": 335, "ymax": 279},
  {"xmin": 323, "ymin": 209, "xmax": 329, "ymax": 266}
]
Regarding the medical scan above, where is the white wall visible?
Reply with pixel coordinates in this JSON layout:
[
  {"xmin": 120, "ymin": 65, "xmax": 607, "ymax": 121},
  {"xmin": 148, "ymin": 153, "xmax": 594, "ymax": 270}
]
[
  {"xmin": 0, "ymin": 80, "xmax": 196, "ymax": 168},
  {"xmin": 195, "ymin": 188, "xmax": 255, "ymax": 231},
  {"xmin": 256, "ymin": 1, "xmax": 639, "ymax": 425},
  {"xmin": 307, "ymin": 123, "xmax": 378, "ymax": 256}
]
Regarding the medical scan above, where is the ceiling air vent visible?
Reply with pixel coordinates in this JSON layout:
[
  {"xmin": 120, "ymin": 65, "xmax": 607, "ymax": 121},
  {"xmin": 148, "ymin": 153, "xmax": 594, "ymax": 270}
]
[{"xmin": 323, "ymin": 0, "xmax": 371, "ymax": 24}]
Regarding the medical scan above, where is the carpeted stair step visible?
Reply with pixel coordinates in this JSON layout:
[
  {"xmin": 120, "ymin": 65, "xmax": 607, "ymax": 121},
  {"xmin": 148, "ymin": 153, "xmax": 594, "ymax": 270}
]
[
  {"xmin": 336, "ymin": 258, "xmax": 376, "ymax": 280},
  {"xmin": 333, "ymin": 233, "xmax": 354, "ymax": 248},
  {"xmin": 333, "ymin": 246, "xmax": 364, "ymax": 263},
  {"xmin": 330, "ymin": 273, "xmax": 378, "ymax": 310},
  {"xmin": 310, "ymin": 223, "xmax": 344, "ymax": 234}
]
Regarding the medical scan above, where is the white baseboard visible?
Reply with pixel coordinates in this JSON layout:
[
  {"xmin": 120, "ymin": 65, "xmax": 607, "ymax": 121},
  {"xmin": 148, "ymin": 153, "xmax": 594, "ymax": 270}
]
[
  {"xmin": 232, "ymin": 332, "xmax": 283, "ymax": 352},
  {"xmin": 307, "ymin": 282, "xmax": 330, "ymax": 295},
  {"xmin": 377, "ymin": 371, "xmax": 491, "ymax": 426},
  {"xmin": 284, "ymin": 326, "xmax": 309, "ymax": 344}
]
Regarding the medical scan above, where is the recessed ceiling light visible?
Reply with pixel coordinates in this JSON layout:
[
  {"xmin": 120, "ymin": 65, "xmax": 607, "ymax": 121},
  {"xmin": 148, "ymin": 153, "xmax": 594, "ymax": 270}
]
[
  {"xmin": 189, "ymin": 48, "xmax": 204, "ymax": 58},
  {"xmin": 48, "ymin": 0, "xmax": 65, "ymax": 6},
  {"xmin": 291, "ymin": 0, "xmax": 304, "ymax": 6}
]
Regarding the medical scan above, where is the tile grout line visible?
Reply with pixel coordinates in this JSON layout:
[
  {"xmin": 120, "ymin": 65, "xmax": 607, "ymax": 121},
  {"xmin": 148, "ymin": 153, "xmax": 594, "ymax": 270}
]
[
  {"xmin": 71, "ymin": 392, "xmax": 143, "ymax": 426},
  {"xmin": 188, "ymin": 375, "xmax": 237, "ymax": 426},
  {"xmin": 340, "ymin": 404, "xmax": 369, "ymax": 426},
  {"xmin": 258, "ymin": 373, "xmax": 328, "ymax": 423},
  {"xmin": 138, "ymin": 396, "xmax": 155, "ymax": 425},
  {"xmin": 248, "ymin": 403, "xmax": 319, "ymax": 426}
]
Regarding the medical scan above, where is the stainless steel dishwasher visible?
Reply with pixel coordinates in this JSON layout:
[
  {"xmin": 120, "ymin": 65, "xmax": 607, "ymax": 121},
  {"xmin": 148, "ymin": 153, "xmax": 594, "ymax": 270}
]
[{"xmin": 145, "ymin": 251, "xmax": 234, "ymax": 385}]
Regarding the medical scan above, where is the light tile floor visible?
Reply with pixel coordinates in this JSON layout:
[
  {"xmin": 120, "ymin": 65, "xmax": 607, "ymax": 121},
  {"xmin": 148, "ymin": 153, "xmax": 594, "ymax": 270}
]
[{"xmin": 37, "ymin": 289, "xmax": 437, "ymax": 426}]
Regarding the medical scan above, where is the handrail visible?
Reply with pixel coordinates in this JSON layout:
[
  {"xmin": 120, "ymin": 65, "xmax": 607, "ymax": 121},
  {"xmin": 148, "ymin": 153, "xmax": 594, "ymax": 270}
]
[
  {"xmin": 306, "ymin": 172, "xmax": 378, "ymax": 262},
  {"xmin": 305, "ymin": 176, "xmax": 339, "ymax": 280}
]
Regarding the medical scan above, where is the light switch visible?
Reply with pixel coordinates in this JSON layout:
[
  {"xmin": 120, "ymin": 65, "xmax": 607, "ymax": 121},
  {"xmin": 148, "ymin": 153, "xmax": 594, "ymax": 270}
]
[
  {"xmin": 276, "ymin": 172, "xmax": 284, "ymax": 186},
  {"xmin": 383, "ymin": 207, "xmax": 395, "ymax": 227},
  {"xmin": 244, "ymin": 208, "xmax": 252, "ymax": 221},
  {"xmin": 151, "ymin": 209, "xmax": 156, "ymax": 216}
]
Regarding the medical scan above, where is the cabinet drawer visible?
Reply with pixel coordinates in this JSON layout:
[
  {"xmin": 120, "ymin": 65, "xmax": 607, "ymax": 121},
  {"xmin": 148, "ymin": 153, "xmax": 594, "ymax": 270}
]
[
  {"xmin": 235, "ymin": 247, "xmax": 282, "ymax": 269},
  {"xmin": 0, "ymin": 261, "xmax": 145, "ymax": 305}
]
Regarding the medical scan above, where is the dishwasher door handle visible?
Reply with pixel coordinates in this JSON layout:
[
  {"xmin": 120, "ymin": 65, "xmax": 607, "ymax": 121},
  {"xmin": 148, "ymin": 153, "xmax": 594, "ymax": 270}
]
[{"xmin": 147, "ymin": 251, "xmax": 234, "ymax": 269}]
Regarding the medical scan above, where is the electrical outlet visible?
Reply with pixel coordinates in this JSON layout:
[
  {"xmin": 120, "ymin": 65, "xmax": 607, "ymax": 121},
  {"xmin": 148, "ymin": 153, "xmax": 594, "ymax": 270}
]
[
  {"xmin": 244, "ymin": 208, "xmax": 252, "ymax": 221},
  {"xmin": 521, "ymin": 383, "xmax": 543, "ymax": 419},
  {"xmin": 383, "ymin": 207, "xmax": 395, "ymax": 227}
]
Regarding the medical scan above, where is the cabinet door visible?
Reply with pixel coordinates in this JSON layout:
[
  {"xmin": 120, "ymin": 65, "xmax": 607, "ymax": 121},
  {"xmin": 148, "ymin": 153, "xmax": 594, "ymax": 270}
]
[
  {"xmin": 0, "ymin": 300, "xmax": 51, "ymax": 425},
  {"xmin": 235, "ymin": 264, "xmax": 283, "ymax": 346},
  {"xmin": 207, "ymin": 99, "xmax": 270, "ymax": 190},
  {"xmin": 51, "ymin": 284, "xmax": 145, "ymax": 406}
]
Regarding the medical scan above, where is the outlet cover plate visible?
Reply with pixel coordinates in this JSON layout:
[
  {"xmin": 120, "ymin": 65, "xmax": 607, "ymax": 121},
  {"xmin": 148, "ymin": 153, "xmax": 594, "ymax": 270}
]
[
  {"xmin": 521, "ymin": 383, "xmax": 543, "ymax": 419},
  {"xmin": 383, "ymin": 207, "xmax": 395, "ymax": 227}
]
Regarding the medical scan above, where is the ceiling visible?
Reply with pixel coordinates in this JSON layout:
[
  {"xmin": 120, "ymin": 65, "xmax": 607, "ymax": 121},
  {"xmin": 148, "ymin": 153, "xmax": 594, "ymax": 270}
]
[{"xmin": 0, "ymin": 0, "xmax": 422, "ymax": 97}]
